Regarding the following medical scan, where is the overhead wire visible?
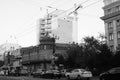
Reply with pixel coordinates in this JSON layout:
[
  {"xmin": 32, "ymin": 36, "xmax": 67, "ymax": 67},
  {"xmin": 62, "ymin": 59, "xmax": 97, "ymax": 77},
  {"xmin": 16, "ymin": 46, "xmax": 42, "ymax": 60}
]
[
  {"xmin": 76, "ymin": 0, "xmax": 103, "ymax": 18},
  {"xmin": 15, "ymin": 24, "xmax": 38, "ymax": 37},
  {"xmin": 16, "ymin": 25, "xmax": 38, "ymax": 39},
  {"xmin": 76, "ymin": 0, "xmax": 91, "ymax": 5},
  {"xmin": 82, "ymin": 0, "xmax": 102, "ymax": 9},
  {"xmin": 50, "ymin": 0, "xmax": 102, "ymax": 21},
  {"xmin": 17, "ymin": 24, "xmax": 39, "ymax": 37},
  {"xmin": 15, "ymin": 0, "xmax": 102, "ymax": 40},
  {"xmin": 56, "ymin": 0, "xmax": 93, "ymax": 17}
]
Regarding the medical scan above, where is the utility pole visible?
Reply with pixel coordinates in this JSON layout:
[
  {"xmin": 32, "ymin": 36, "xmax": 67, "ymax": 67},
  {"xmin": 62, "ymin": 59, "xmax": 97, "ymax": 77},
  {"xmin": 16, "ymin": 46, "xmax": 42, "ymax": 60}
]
[
  {"xmin": 47, "ymin": 4, "xmax": 82, "ymax": 43},
  {"xmin": 69, "ymin": 3, "xmax": 82, "ymax": 43},
  {"xmin": 51, "ymin": 34, "xmax": 59, "ymax": 69}
]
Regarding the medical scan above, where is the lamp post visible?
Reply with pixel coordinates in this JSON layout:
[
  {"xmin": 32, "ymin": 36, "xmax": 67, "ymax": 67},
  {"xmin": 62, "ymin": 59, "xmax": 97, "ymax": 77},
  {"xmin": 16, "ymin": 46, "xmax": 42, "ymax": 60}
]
[{"xmin": 51, "ymin": 35, "xmax": 59, "ymax": 69}]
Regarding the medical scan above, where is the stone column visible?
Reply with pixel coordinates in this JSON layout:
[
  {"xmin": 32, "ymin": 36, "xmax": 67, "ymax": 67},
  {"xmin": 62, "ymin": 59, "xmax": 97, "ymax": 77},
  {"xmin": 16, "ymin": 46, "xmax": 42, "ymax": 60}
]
[
  {"xmin": 113, "ymin": 20, "xmax": 117, "ymax": 51},
  {"xmin": 105, "ymin": 22, "xmax": 109, "ymax": 46}
]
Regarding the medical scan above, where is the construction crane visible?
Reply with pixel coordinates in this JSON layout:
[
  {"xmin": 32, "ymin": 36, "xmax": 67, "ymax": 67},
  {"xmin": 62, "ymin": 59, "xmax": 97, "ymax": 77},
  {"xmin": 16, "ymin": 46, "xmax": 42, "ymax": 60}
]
[
  {"xmin": 48, "ymin": 3, "xmax": 82, "ymax": 43},
  {"xmin": 69, "ymin": 3, "xmax": 82, "ymax": 43},
  {"xmin": 41, "ymin": 4, "xmax": 82, "ymax": 43}
]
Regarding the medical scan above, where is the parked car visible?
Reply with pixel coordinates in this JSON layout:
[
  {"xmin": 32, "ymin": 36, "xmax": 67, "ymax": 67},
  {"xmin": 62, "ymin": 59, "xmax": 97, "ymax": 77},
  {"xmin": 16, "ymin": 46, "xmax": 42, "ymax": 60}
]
[
  {"xmin": 65, "ymin": 69, "xmax": 92, "ymax": 80},
  {"xmin": 60, "ymin": 69, "xmax": 66, "ymax": 77},
  {"xmin": 19, "ymin": 69, "xmax": 28, "ymax": 76},
  {"xmin": 52, "ymin": 70, "xmax": 62, "ymax": 78},
  {"xmin": 99, "ymin": 67, "xmax": 120, "ymax": 80},
  {"xmin": 42, "ymin": 70, "xmax": 61, "ymax": 79},
  {"xmin": 9, "ymin": 69, "xmax": 16, "ymax": 76},
  {"xmin": 32, "ymin": 69, "xmax": 45, "ymax": 78},
  {"xmin": 0, "ymin": 70, "xmax": 4, "ymax": 76}
]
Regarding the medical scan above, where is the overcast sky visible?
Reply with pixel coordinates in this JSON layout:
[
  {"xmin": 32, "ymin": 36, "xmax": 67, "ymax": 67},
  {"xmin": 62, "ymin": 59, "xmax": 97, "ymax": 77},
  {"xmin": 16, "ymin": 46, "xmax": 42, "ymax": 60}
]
[{"xmin": 0, "ymin": 0, "xmax": 104, "ymax": 47}]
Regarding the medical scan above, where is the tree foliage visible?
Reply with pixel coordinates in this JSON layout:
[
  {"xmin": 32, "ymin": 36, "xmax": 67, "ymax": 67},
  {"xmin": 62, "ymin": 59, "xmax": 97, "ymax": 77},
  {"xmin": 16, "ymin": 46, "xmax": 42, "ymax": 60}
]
[
  {"xmin": 65, "ymin": 36, "xmax": 113, "ymax": 74},
  {"xmin": 0, "ymin": 60, "xmax": 4, "ymax": 67}
]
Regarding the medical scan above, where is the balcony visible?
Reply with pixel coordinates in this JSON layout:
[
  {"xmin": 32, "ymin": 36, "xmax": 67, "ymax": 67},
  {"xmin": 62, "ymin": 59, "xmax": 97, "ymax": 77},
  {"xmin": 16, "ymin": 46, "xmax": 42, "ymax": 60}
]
[
  {"xmin": 101, "ymin": 11, "xmax": 120, "ymax": 20},
  {"xmin": 104, "ymin": 0, "xmax": 120, "ymax": 6}
]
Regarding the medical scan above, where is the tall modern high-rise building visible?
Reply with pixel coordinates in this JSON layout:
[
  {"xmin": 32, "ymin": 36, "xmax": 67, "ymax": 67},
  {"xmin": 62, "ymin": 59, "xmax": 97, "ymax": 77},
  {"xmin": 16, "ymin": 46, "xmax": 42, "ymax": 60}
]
[
  {"xmin": 37, "ymin": 10, "xmax": 77, "ymax": 44},
  {"xmin": 101, "ymin": 0, "xmax": 120, "ymax": 51}
]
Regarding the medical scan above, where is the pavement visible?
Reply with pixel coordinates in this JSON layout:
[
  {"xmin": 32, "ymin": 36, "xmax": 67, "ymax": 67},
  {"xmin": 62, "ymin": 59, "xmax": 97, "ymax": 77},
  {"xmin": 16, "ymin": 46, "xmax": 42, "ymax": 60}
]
[{"xmin": 0, "ymin": 76, "xmax": 100, "ymax": 80}]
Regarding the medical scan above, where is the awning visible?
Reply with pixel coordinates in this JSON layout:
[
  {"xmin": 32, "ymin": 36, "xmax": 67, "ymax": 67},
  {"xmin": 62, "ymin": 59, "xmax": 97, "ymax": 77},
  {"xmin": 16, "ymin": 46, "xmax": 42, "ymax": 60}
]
[{"xmin": 0, "ymin": 65, "xmax": 10, "ymax": 70}]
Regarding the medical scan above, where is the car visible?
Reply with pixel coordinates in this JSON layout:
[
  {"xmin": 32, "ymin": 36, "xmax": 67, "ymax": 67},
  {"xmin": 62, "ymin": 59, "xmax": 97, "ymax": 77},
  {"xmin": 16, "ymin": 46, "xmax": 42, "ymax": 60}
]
[
  {"xmin": 19, "ymin": 69, "xmax": 28, "ymax": 76},
  {"xmin": 99, "ymin": 67, "xmax": 120, "ymax": 80},
  {"xmin": 32, "ymin": 69, "xmax": 45, "ymax": 78},
  {"xmin": 65, "ymin": 69, "xmax": 92, "ymax": 80},
  {"xmin": 60, "ymin": 69, "xmax": 66, "ymax": 77},
  {"xmin": 42, "ymin": 70, "xmax": 54, "ymax": 78},
  {"xmin": 42, "ymin": 70, "xmax": 61, "ymax": 79},
  {"xmin": 0, "ymin": 70, "xmax": 4, "ymax": 76},
  {"xmin": 52, "ymin": 70, "xmax": 62, "ymax": 78},
  {"xmin": 9, "ymin": 69, "xmax": 16, "ymax": 76}
]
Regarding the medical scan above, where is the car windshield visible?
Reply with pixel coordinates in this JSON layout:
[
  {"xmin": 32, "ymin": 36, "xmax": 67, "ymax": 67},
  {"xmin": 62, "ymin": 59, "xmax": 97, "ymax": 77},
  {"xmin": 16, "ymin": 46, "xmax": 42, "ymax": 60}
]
[
  {"xmin": 52, "ymin": 70, "xmax": 59, "ymax": 72},
  {"xmin": 109, "ymin": 68, "xmax": 120, "ymax": 73},
  {"xmin": 36, "ymin": 69, "xmax": 42, "ymax": 72},
  {"xmin": 80, "ymin": 69, "xmax": 86, "ymax": 72},
  {"xmin": 72, "ymin": 69, "xmax": 79, "ymax": 72},
  {"xmin": 46, "ymin": 70, "xmax": 53, "ymax": 73}
]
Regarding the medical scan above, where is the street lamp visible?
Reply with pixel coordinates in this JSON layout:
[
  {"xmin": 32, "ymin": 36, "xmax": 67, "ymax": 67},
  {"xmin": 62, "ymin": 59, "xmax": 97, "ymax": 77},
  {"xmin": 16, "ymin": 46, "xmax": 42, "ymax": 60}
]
[{"xmin": 51, "ymin": 34, "xmax": 59, "ymax": 69}]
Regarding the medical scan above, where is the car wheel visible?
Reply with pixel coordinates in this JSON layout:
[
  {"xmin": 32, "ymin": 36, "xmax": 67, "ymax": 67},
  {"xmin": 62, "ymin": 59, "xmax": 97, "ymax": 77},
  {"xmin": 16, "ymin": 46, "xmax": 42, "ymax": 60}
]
[
  {"xmin": 77, "ymin": 75, "xmax": 81, "ymax": 80},
  {"xmin": 86, "ymin": 78, "xmax": 90, "ymax": 80},
  {"xmin": 67, "ymin": 75, "xmax": 70, "ymax": 80},
  {"xmin": 100, "ymin": 77, "xmax": 105, "ymax": 80},
  {"xmin": 101, "ymin": 78, "xmax": 105, "ymax": 80}
]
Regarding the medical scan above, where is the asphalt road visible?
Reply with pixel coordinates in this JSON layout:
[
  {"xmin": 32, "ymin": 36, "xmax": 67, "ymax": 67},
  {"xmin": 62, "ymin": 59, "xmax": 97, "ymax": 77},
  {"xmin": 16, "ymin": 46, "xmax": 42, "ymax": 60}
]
[{"xmin": 0, "ymin": 76, "xmax": 99, "ymax": 80}]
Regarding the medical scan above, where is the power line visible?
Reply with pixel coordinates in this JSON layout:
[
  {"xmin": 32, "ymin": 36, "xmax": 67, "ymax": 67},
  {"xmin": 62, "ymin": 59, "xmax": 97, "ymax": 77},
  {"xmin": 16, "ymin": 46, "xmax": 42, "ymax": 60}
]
[
  {"xmin": 17, "ymin": 0, "xmax": 102, "ymax": 38},
  {"xmin": 16, "ymin": 26, "xmax": 37, "ymax": 39},
  {"xmin": 15, "ymin": 24, "xmax": 38, "ymax": 39},
  {"xmin": 51, "ymin": 0, "xmax": 102, "ymax": 19},
  {"xmin": 76, "ymin": 0, "xmax": 91, "ymax": 4},
  {"xmin": 82, "ymin": 0, "xmax": 102, "ymax": 9},
  {"xmin": 16, "ymin": 24, "xmax": 38, "ymax": 37},
  {"xmin": 14, "ymin": 0, "xmax": 102, "ymax": 40}
]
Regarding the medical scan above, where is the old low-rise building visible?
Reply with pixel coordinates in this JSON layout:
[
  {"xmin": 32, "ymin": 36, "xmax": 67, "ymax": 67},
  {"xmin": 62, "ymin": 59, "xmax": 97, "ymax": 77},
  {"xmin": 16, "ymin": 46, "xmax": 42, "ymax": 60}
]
[{"xmin": 21, "ymin": 37, "xmax": 68, "ymax": 73}]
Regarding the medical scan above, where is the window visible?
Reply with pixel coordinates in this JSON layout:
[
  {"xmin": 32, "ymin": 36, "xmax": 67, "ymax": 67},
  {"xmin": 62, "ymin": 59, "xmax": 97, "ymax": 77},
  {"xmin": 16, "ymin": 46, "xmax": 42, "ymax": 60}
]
[
  {"xmin": 107, "ymin": 8, "xmax": 112, "ymax": 14},
  {"xmin": 117, "ymin": 31, "xmax": 120, "ymax": 39},
  {"xmin": 115, "ymin": 5, "xmax": 120, "ymax": 12},
  {"xmin": 109, "ymin": 33, "xmax": 113, "ymax": 40},
  {"xmin": 118, "ymin": 44, "xmax": 120, "ymax": 49},
  {"xmin": 108, "ymin": 22, "xmax": 113, "ymax": 29},
  {"xmin": 116, "ymin": 19, "xmax": 120, "ymax": 26},
  {"xmin": 105, "ymin": 10, "xmax": 108, "ymax": 15},
  {"xmin": 45, "ymin": 45, "xmax": 52, "ymax": 49},
  {"xmin": 44, "ymin": 45, "xmax": 47, "ymax": 50},
  {"xmin": 40, "ymin": 45, "xmax": 44, "ymax": 49},
  {"xmin": 110, "ymin": 45, "xmax": 114, "ymax": 51}
]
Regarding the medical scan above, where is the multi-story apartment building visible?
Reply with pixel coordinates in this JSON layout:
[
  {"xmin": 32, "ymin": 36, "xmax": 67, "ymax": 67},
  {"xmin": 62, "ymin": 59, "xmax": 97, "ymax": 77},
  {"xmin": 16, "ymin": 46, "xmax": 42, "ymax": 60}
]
[
  {"xmin": 39, "ymin": 14, "xmax": 52, "ymax": 40},
  {"xmin": 38, "ymin": 10, "xmax": 76, "ymax": 44},
  {"xmin": 101, "ymin": 0, "xmax": 120, "ymax": 51}
]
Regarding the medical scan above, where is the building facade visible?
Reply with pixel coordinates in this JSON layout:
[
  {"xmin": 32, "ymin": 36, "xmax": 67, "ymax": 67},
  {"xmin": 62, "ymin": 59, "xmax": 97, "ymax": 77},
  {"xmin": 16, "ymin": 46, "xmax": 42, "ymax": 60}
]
[
  {"xmin": 21, "ymin": 37, "xmax": 68, "ymax": 73},
  {"xmin": 38, "ymin": 10, "xmax": 76, "ymax": 44},
  {"xmin": 4, "ymin": 48, "xmax": 22, "ymax": 70},
  {"xmin": 101, "ymin": 0, "xmax": 120, "ymax": 51}
]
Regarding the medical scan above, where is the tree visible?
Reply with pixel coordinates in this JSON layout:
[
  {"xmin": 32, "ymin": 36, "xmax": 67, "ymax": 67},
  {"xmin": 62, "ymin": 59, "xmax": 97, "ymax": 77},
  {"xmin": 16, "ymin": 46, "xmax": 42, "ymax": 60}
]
[
  {"xmin": 96, "ymin": 43, "xmax": 113, "ymax": 72},
  {"xmin": 83, "ymin": 36, "xmax": 100, "ymax": 68},
  {"xmin": 65, "ymin": 36, "xmax": 113, "ymax": 75},
  {"xmin": 83, "ymin": 36, "xmax": 113, "ymax": 73},
  {"xmin": 0, "ymin": 60, "xmax": 4, "ymax": 67},
  {"xmin": 66, "ymin": 42, "xmax": 85, "ymax": 68},
  {"xmin": 112, "ymin": 50, "xmax": 120, "ymax": 67},
  {"xmin": 54, "ymin": 53, "xmax": 65, "ymax": 67}
]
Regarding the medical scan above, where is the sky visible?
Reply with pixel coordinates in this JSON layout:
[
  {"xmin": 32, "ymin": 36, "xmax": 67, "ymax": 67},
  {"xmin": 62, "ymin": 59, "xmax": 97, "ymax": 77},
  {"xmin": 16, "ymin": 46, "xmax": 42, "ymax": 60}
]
[{"xmin": 0, "ymin": 0, "xmax": 104, "ymax": 47}]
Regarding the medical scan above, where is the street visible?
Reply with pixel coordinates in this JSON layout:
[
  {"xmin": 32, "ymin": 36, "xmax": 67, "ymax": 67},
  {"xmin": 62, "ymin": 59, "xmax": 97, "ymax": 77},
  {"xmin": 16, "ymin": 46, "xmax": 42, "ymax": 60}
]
[{"xmin": 0, "ymin": 76, "xmax": 99, "ymax": 80}]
